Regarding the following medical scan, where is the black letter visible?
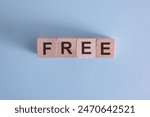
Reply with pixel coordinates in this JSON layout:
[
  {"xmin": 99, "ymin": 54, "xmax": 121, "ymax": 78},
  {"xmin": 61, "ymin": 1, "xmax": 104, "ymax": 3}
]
[
  {"xmin": 15, "ymin": 107, "xmax": 19, "ymax": 113},
  {"xmin": 101, "ymin": 42, "xmax": 110, "ymax": 55},
  {"xmin": 82, "ymin": 42, "xmax": 91, "ymax": 54},
  {"xmin": 43, "ymin": 42, "xmax": 52, "ymax": 55},
  {"xmin": 65, "ymin": 105, "xmax": 70, "ymax": 113},
  {"xmin": 61, "ymin": 42, "xmax": 72, "ymax": 54}
]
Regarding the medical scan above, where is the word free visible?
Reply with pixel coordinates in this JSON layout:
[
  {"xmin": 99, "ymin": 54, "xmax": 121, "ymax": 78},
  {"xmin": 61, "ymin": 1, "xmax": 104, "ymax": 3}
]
[{"xmin": 37, "ymin": 38, "xmax": 115, "ymax": 58}]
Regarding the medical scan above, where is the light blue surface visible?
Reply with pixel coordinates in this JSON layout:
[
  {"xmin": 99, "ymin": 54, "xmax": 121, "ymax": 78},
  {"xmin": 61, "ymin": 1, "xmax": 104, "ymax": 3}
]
[{"xmin": 0, "ymin": 0, "xmax": 150, "ymax": 99}]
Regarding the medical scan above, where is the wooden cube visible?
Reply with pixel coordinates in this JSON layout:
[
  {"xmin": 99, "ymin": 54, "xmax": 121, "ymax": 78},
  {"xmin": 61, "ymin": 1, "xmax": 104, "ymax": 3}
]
[
  {"xmin": 96, "ymin": 38, "xmax": 115, "ymax": 58},
  {"xmin": 37, "ymin": 38, "xmax": 57, "ymax": 58},
  {"xmin": 77, "ymin": 38, "xmax": 96, "ymax": 58},
  {"xmin": 57, "ymin": 38, "xmax": 77, "ymax": 58}
]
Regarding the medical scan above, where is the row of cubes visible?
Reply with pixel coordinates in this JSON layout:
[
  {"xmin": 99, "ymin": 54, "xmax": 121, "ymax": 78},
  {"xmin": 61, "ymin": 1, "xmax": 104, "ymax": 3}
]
[{"xmin": 37, "ymin": 38, "xmax": 115, "ymax": 58}]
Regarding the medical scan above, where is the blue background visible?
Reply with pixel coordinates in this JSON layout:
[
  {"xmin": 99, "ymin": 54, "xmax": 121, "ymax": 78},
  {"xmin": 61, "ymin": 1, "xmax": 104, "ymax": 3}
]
[{"xmin": 0, "ymin": 0, "xmax": 150, "ymax": 99}]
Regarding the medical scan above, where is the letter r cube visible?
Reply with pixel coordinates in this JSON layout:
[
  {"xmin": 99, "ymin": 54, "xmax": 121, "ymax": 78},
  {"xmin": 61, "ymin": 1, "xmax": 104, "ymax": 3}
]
[{"xmin": 57, "ymin": 38, "xmax": 77, "ymax": 58}]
